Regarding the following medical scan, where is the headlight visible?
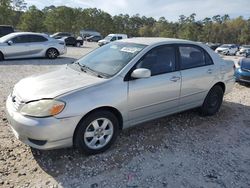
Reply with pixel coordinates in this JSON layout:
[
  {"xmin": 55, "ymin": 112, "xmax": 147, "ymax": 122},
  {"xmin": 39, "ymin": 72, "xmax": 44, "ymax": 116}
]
[{"xmin": 20, "ymin": 99, "xmax": 65, "ymax": 117}]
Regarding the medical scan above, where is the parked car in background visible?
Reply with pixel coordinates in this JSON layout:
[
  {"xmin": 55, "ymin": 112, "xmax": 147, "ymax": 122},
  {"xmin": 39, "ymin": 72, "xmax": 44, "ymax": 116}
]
[
  {"xmin": 0, "ymin": 25, "xmax": 14, "ymax": 37},
  {"xmin": 5, "ymin": 38, "xmax": 235, "ymax": 154},
  {"xmin": 86, "ymin": 35, "xmax": 102, "ymax": 42},
  {"xmin": 215, "ymin": 44, "xmax": 238, "ymax": 55},
  {"xmin": 206, "ymin": 43, "xmax": 221, "ymax": 51},
  {"xmin": 50, "ymin": 32, "xmax": 72, "ymax": 39},
  {"xmin": 59, "ymin": 36, "xmax": 83, "ymax": 47},
  {"xmin": 0, "ymin": 32, "xmax": 66, "ymax": 60},
  {"xmin": 98, "ymin": 34, "xmax": 127, "ymax": 46},
  {"xmin": 236, "ymin": 45, "xmax": 250, "ymax": 57},
  {"xmin": 80, "ymin": 29, "xmax": 101, "ymax": 38},
  {"xmin": 235, "ymin": 56, "xmax": 250, "ymax": 84}
]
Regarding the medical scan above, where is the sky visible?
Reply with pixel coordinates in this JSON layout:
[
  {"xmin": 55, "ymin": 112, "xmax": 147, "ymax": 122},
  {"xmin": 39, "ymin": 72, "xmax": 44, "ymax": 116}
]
[{"xmin": 25, "ymin": 0, "xmax": 250, "ymax": 21}]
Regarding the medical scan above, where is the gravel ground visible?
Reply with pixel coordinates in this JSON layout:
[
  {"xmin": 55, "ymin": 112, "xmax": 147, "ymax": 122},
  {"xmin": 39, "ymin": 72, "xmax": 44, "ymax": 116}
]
[{"xmin": 0, "ymin": 43, "xmax": 250, "ymax": 188}]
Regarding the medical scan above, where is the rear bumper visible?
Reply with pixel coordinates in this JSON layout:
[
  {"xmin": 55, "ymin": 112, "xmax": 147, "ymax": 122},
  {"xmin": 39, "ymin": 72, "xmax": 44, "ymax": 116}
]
[{"xmin": 5, "ymin": 95, "xmax": 81, "ymax": 150}]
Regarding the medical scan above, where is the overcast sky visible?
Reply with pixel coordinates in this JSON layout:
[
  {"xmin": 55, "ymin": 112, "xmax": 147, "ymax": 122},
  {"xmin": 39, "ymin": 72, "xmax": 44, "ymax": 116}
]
[{"xmin": 25, "ymin": 0, "xmax": 250, "ymax": 21}]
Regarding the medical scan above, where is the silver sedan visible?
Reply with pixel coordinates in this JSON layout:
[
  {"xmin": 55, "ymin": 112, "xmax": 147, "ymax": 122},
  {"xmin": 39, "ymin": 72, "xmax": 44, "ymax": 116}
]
[
  {"xmin": 5, "ymin": 38, "xmax": 235, "ymax": 154},
  {"xmin": 0, "ymin": 32, "xmax": 66, "ymax": 60}
]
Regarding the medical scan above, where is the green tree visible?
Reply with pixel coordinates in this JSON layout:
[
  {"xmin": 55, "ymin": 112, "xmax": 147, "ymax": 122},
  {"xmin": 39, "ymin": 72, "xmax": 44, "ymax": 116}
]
[{"xmin": 18, "ymin": 5, "xmax": 45, "ymax": 32}]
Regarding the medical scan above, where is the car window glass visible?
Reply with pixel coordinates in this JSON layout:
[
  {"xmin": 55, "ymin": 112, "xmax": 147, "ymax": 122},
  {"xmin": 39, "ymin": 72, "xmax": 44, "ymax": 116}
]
[
  {"xmin": 179, "ymin": 46, "xmax": 206, "ymax": 69},
  {"xmin": 205, "ymin": 52, "xmax": 214, "ymax": 65},
  {"xmin": 118, "ymin": 36, "xmax": 122, "ymax": 40},
  {"xmin": 111, "ymin": 37, "xmax": 116, "ymax": 41},
  {"xmin": 29, "ymin": 35, "xmax": 48, "ymax": 42},
  {"xmin": 12, "ymin": 35, "xmax": 30, "ymax": 43},
  {"xmin": 137, "ymin": 46, "xmax": 176, "ymax": 76}
]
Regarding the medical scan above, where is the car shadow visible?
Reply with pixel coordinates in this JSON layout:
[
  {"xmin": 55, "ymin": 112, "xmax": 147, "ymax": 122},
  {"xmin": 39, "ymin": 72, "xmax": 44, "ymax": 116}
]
[
  {"xmin": 0, "ymin": 57, "xmax": 77, "ymax": 65},
  {"xmin": 30, "ymin": 100, "xmax": 250, "ymax": 186}
]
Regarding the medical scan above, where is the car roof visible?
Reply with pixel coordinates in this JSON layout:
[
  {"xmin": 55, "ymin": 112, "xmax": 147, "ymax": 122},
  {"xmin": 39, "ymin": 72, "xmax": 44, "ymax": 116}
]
[
  {"xmin": 119, "ymin": 37, "xmax": 194, "ymax": 45},
  {"xmin": 6, "ymin": 32, "xmax": 47, "ymax": 37}
]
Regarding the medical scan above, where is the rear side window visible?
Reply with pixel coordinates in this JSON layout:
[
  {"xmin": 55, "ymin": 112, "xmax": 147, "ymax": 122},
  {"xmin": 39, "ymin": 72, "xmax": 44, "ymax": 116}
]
[
  {"xmin": 117, "ymin": 36, "xmax": 122, "ymax": 40},
  {"xmin": 29, "ymin": 35, "xmax": 48, "ymax": 42},
  {"xmin": 179, "ymin": 45, "xmax": 206, "ymax": 69},
  {"xmin": 137, "ymin": 45, "xmax": 176, "ymax": 76}
]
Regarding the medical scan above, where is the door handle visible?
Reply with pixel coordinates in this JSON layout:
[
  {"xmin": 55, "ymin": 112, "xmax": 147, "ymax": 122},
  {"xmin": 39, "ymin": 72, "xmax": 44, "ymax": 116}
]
[
  {"xmin": 207, "ymin": 69, "xmax": 213, "ymax": 74},
  {"xmin": 170, "ymin": 76, "xmax": 180, "ymax": 82}
]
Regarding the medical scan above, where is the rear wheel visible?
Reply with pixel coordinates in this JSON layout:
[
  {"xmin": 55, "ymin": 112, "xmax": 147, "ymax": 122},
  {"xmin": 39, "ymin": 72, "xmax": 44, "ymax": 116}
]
[
  {"xmin": 74, "ymin": 110, "xmax": 119, "ymax": 155},
  {"xmin": 200, "ymin": 85, "xmax": 224, "ymax": 116},
  {"xmin": 76, "ymin": 42, "xmax": 81, "ymax": 47},
  {"xmin": 46, "ymin": 48, "xmax": 59, "ymax": 59}
]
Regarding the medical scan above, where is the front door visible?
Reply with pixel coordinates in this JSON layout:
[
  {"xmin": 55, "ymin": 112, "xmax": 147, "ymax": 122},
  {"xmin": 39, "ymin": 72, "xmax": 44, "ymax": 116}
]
[{"xmin": 128, "ymin": 45, "xmax": 181, "ymax": 125}]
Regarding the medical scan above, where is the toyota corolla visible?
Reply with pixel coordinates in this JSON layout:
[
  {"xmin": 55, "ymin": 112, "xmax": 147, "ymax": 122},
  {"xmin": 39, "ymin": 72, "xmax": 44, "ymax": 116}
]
[{"xmin": 6, "ymin": 38, "xmax": 235, "ymax": 154}]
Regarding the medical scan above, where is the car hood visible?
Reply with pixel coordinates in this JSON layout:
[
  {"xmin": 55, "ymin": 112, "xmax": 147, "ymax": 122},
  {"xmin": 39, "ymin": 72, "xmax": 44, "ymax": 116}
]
[
  {"xmin": 98, "ymin": 39, "xmax": 109, "ymax": 43},
  {"xmin": 0, "ymin": 42, "xmax": 7, "ymax": 47},
  {"xmin": 216, "ymin": 47, "xmax": 228, "ymax": 51},
  {"xmin": 13, "ymin": 65, "xmax": 103, "ymax": 102}
]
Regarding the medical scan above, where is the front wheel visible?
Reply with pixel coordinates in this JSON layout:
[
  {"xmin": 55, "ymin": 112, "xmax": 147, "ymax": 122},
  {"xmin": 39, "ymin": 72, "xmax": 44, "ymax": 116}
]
[
  {"xmin": 200, "ymin": 85, "xmax": 224, "ymax": 116},
  {"xmin": 74, "ymin": 110, "xmax": 119, "ymax": 155},
  {"xmin": 0, "ymin": 52, "xmax": 4, "ymax": 61}
]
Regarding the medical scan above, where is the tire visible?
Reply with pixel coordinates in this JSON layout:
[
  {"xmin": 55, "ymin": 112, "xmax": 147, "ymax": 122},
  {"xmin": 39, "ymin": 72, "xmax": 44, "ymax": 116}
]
[
  {"xmin": 0, "ymin": 52, "xmax": 4, "ymax": 61},
  {"xmin": 74, "ymin": 110, "xmax": 119, "ymax": 155},
  {"xmin": 76, "ymin": 42, "xmax": 81, "ymax": 47},
  {"xmin": 46, "ymin": 48, "xmax": 59, "ymax": 59},
  {"xmin": 200, "ymin": 85, "xmax": 224, "ymax": 116}
]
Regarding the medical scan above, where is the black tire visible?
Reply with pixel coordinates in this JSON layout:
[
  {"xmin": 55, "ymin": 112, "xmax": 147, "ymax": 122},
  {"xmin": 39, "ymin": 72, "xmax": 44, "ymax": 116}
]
[
  {"xmin": 46, "ymin": 48, "xmax": 59, "ymax": 59},
  {"xmin": 76, "ymin": 42, "xmax": 81, "ymax": 47},
  {"xmin": 0, "ymin": 52, "xmax": 4, "ymax": 61},
  {"xmin": 74, "ymin": 110, "xmax": 119, "ymax": 155},
  {"xmin": 200, "ymin": 85, "xmax": 224, "ymax": 116}
]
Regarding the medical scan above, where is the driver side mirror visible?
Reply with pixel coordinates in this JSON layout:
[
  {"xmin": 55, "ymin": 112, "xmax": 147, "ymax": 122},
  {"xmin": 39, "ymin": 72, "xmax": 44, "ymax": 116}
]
[
  {"xmin": 131, "ymin": 68, "xmax": 151, "ymax": 79},
  {"xmin": 7, "ymin": 40, "xmax": 13, "ymax": 45}
]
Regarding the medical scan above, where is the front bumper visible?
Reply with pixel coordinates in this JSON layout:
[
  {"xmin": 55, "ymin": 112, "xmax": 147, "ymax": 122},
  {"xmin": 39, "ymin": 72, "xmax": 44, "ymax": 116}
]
[
  {"xmin": 235, "ymin": 69, "xmax": 250, "ymax": 83},
  {"xmin": 5, "ymin": 95, "xmax": 81, "ymax": 150}
]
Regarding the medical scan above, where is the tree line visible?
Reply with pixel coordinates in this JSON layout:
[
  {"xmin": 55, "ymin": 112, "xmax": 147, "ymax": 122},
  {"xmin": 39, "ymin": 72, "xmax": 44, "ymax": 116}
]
[{"xmin": 1, "ymin": 0, "xmax": 250, "ymax": 44}]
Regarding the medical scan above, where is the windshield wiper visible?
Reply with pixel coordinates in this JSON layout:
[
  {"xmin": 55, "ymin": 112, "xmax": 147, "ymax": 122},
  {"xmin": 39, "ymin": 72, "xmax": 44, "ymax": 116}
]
[{"xmin": 75, "ymin": 62, "xmax": 109, "ymax": 78}]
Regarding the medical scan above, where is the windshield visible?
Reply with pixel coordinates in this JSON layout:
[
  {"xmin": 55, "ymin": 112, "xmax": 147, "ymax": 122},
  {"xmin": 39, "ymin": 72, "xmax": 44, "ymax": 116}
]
[
  {"xmin": 76, "ymin": 42, "xmax": 147, "ymax": 77},
  {"xmin": 242, "ymin": 45, "xmax": 250, "ymax": 48},
  {"xmin": 104, "ymin": 36, "xmax": 112, "ymax": 41},
  {"xmin": 241, "ymin": 59, "xmax": 250, "ymax": 70},
  {"xmin": 220, "ymin": 44, "xmax": 231, "ymax": 48}
]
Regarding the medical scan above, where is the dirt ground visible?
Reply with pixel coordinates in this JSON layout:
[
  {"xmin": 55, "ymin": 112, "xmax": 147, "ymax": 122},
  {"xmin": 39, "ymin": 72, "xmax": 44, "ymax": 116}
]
[{"xmin": 0, "ymin": 43, "xmax": 250, "ymax": 188}]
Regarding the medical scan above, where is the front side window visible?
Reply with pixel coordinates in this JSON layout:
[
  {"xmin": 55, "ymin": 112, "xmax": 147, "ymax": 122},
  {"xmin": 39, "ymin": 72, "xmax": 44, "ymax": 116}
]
[
  {"xmin": 137, "ymin": 45, "xmax": 176, "ymax": 76},
  {"xmin": 111, "ymin": 37, "xmax": 117, "ymax": 41},
  {"xmin": 179, "ymin": 45, "xmax": 206, "ymax": 69},
  {"xmin": 76, "ymin": 42, "xmax": 147, "ymax": 77},
  {"xmin": 12, "ymin": 35, "xmax": 30, "ymax": 43}
]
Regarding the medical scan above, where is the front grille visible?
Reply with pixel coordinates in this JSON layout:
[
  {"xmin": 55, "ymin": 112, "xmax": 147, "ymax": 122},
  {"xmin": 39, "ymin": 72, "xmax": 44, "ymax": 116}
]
[
  {"xmin": 241, "ymin": 68, "xmax": 250, "ymax": 72},
  {"xmin": 240, "ymin": 75, "xmax": 250, "ymax": 81}
]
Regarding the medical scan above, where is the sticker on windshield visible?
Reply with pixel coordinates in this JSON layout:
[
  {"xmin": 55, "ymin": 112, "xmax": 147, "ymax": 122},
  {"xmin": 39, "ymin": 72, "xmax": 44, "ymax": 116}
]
[{"xmin": 120, "ymin": 47, "xmax": 142, "ymax": 53}]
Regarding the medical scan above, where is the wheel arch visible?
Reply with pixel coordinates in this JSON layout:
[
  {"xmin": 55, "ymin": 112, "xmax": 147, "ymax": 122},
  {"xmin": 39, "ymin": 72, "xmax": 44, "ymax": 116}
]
[
  {"xmin": 73, "ymin": 106, "xmax": 123, "ymax": 146},
  {"xmin": 0, "ymin": 51, "xmax": 4, "ymax": 60},
  {"xmin": 212, "ymin": 82, "xmax": 225, "ymax": 93},
  {"xmin": 46, "ymin": 47, "xmax": 59, "ymax": 56}
]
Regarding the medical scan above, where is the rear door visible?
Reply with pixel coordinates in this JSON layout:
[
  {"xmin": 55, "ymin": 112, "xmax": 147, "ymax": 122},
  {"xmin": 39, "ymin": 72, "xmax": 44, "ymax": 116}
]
[
  {"xmin": 128, "ymin": 45, "xmax": 181, "ymax": 124},
  {"xmin": 178, "ymin": 44, "xmax": 216, "ymax": 110}
]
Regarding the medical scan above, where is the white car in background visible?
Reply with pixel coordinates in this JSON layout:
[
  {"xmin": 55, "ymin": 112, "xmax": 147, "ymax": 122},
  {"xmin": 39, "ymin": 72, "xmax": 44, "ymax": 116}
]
[
  {"xmin": 98, "ymin": 34, "xmax": 127, "ymax": 46},
  {"xmin": 0, "ymin": 32, "xmax": 66, "ymax": 60},
  {"xmin": 215, "ymin": 44, "xmax": 238, "ymax": 55},
  {"xmin": 237, "ymin": 45, "xmax": 250, "ymax": 57}
]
